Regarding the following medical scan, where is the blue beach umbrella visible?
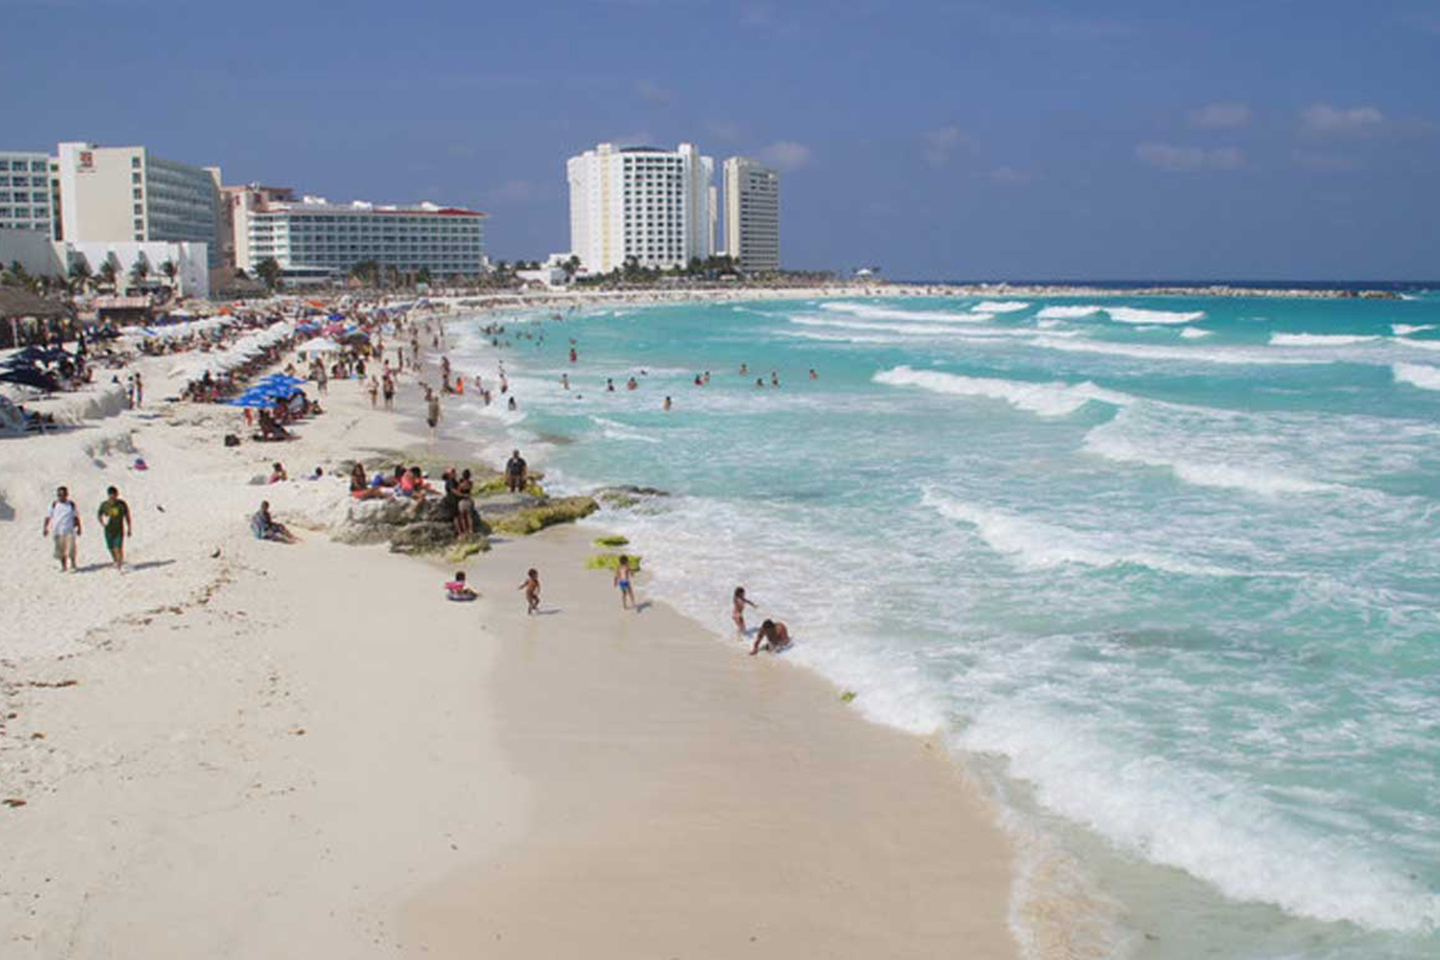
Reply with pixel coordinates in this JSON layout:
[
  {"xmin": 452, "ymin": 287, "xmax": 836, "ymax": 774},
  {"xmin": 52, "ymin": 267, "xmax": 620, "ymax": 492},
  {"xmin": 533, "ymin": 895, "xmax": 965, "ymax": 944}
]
[{"xmin": 226, "ymin": 395, "xmax": 273, "ymax": 408}]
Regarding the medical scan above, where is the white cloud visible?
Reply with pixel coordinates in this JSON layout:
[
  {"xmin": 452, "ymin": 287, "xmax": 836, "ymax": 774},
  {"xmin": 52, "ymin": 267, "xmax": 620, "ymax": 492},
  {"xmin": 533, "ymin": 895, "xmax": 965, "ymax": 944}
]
[
  {"xmin": 634, "ymin": 79, "xmax": 674, "ymax": 104},
  {"xmin": 923, "ymin": 125, "xmax": 964, "ymax": 167},
  {"xmin": 1136, "ymin": 142, "xmax": 1245, "ymax": 172},
  {"xmin": 1190, "ymin": 102, "xmax": 1251, "ymax": 129},
  {"xmin": 760, "ymin": 140, "xmax": 812, "ymax": 171},
  {"xmin": 1301, "ymin": 103, "xmax": 1384, "ymax": 136}
]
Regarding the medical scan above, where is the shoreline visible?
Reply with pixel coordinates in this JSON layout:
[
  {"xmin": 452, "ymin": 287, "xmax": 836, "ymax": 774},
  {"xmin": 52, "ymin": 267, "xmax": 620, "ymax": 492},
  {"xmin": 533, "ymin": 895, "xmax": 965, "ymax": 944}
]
[{"xmin": 0, "ymin": 316, "xmax": 1020, "ymax": 957}]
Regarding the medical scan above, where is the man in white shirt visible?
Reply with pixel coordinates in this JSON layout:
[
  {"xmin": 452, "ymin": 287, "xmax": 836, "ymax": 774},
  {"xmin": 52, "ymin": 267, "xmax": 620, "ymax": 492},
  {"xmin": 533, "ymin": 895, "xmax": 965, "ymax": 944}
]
[{"xmin": 42, "ymin": 485, "xmax": 81, "ymax": 572}]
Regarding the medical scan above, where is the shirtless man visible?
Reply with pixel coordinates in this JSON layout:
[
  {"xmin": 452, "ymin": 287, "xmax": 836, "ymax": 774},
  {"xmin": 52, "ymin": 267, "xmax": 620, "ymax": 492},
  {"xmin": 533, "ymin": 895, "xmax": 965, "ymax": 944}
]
[
  {"xmin": 732, "ymin": 586, "xmax": 757, "ymax": 636},
  {"xmin": 750, "ymin": 619, "xmax": 790, "ymax": 655}
]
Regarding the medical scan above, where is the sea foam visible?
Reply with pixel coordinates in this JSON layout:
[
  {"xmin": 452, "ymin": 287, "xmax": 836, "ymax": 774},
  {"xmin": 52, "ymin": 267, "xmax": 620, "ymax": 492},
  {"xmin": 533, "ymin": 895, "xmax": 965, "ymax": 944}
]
[
  {"xmin": 1036, "ymin": 305, "xmax": 1104, "ymax": 320},
  {"xmin": 874, "ymin": 366, "xmax": 1132, "ymax": 416},
  {"xmin": 1393, "ymin": 363, "xmax": 1440, "ymax": 392},
  {"xmin": 923, "ymin": 492, "xmax": 1234, "ymax": 576},
  {"xmin": 1104, "ymin": 306, "xmax": 1206, "ymax": 325},
  {"xmin": 973, "ymin": 300, "xmax": 1032, "ymax": 314},
  {"xmin": 1269, "ymin": 333, "xmax": 1380, "ymax": 346}
]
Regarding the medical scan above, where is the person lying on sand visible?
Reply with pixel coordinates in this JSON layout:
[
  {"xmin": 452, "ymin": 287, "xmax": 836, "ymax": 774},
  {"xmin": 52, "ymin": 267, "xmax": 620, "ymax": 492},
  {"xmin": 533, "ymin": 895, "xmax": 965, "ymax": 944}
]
[
  {"xmin": 269, "ymin": 462, "xmax": 288, "ymax": 483},
  {"xmin": 750, "ymin": 619, "xmax": 790, "ymax": 656}
]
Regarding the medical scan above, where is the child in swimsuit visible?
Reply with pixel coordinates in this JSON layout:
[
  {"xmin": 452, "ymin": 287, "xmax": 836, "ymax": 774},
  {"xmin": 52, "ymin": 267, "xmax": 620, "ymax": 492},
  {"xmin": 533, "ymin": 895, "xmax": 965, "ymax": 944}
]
[
  {"xmin": 519, "ymin": 568, "xmax": 540, "ymax": 615},
  {"xmin": 732, "ymin": 586, "xmax": 757, "ymax": 636},
  {"xmin": 446, "ymin": 571, "xmax": 477, "ymax": 601},
  {"xmin": 614, "ymin": 555, "xmax": 635, "ymax": 610}
]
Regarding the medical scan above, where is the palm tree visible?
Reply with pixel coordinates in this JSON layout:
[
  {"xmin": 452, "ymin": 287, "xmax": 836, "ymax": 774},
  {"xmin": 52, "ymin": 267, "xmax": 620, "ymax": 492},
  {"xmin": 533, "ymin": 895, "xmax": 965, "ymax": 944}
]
[
  {"xmin": 97, "ymin": 256, "xmax": 119, "ymax": 291},
  {"xmin": 255, "ymin": 256, "xmax": 283, "ymax": 290},
  {"xmin": 68, "ymin": 257, "xmax": 92, "ymax": 295},
  {"xmin": 160, "ymin": 259, "xmax": 178, "ymax": 291},
  {"xmin": 129, "ymin": 254, "xmax": 150, "ymax": 290},
  {"xmin": 349, "ymin": 258, "xmax": 381, "ymax": 287}
]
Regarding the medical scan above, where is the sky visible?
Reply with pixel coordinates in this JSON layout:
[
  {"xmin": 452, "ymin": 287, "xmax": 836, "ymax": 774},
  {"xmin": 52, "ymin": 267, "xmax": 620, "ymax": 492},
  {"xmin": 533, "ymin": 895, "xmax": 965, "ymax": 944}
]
[{"xmin": 4, "ymin": 0, "xmax": 1438, "ymax": 280}]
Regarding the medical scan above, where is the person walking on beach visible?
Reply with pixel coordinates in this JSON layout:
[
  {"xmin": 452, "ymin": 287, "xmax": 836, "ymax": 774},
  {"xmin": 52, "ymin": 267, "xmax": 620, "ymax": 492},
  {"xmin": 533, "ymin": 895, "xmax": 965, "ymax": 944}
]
[
  {"xmin": 367, "ymin": 377, "xmax": 379, "ymax": 408},
  {"xmin": 426, "ymin": 389, "xmax": 441, "ymax": 439},
  {"xmin": 505, "ymin": 449, "xmax": 528, "ymax": 493},
  {"xmin": 750, "ymin": 619, "xmax": 791, "ymax": 656},
  {"xmin": 96, "ymin": 485, "xmax": 132, "ymax": 571},
  {"xmin": 614, "ymin": 555, "xmax": 636, "ymax": 611},
  {"xmin": 43, "ymin": 485, "xmax": 81, "ymax": 572},
  {"xmin": 519, "ymin": 568, "xmax": 541, "ymax": 615},
  {"xmin": 382, "ymin": 373, "xmax": 395, "ymax": 410},
  {"xmin": 732, "ymin": 586, "xmax": 757, "ymax": 636}
]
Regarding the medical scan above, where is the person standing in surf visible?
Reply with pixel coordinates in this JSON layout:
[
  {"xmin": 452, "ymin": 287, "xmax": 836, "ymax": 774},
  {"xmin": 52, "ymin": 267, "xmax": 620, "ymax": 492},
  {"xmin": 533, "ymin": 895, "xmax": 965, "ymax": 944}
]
[{"xmin": 614, "ymin": 555, "xmax": 636, "ymax": 611}]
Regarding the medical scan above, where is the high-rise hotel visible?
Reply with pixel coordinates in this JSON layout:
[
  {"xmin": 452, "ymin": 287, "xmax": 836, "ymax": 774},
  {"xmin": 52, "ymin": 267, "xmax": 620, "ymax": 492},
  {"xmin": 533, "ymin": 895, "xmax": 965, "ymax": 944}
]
[
  {"xmin": 567, "ymin": 142, "xmax": 714, "ymax": 274},
  {"xmin": 56, "ymin": 142, "xmax": 223, "ymax": 266},
  {"xmin": 723, "ymin": 157, "xmax": 779, "ymax": 275}
]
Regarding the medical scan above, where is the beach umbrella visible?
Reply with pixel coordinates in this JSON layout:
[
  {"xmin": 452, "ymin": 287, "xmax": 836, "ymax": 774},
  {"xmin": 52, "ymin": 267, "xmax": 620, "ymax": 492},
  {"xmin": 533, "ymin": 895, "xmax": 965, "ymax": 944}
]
[{"xmin": 226, "ymin": 395, "xmax": 273, "ymax": 408}]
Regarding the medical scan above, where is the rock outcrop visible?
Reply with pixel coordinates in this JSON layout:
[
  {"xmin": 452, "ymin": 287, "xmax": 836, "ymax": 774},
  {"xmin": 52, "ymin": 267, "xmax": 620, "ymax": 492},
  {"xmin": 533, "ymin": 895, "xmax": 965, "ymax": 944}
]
[{"xmin": 335, "ymin": 495, "xmax": 491, "ymax": 555}]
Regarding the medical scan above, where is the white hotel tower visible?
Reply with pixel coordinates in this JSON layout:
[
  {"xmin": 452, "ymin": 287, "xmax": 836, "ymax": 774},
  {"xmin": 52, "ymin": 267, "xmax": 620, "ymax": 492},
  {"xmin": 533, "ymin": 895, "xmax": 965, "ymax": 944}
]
[{"xmin": 567, "ymin": 142, "xmax": 714, "ymax": 274}]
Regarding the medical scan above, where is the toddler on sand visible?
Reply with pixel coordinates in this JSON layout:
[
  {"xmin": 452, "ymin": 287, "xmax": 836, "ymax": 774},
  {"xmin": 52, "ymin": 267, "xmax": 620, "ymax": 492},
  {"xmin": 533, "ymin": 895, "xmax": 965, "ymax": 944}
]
[{"xmin": 518, "ymin": 568, "xmax": 540, "ymax": 615}]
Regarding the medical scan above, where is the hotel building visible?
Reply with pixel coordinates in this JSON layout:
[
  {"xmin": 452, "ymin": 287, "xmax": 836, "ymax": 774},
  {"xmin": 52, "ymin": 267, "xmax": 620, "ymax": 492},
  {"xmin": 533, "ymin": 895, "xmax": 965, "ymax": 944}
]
[
  {"xmin": 723, "ymin": 157, "xmax": 780, "ymax": 274},
  {"xmin": 56, "ymin": 142, "xmax": 223, "ymax": 267},
  {"xmin": 567, "ymin": 142, "xmax": 714, "ymax": 274},
  {"xmin": 0, "ymin": 151, "xmax": 58, "ymax": 238},
  {"xmin": 233, "ymin": 191, "xmax": 486, "ymax": 283}
]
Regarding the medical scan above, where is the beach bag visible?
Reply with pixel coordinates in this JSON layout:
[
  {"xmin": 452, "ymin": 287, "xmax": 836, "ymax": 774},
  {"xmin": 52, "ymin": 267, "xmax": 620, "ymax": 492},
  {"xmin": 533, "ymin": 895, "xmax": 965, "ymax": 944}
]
[{"xmin": 224, "ymin": 434, "xmax": 240, "ymax": 447}]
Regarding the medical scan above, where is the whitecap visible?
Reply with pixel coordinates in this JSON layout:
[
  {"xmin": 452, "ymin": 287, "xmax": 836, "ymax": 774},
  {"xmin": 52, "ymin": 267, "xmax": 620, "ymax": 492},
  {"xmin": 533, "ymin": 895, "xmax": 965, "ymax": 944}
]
[
  {"xmin": 972, "ymin": 300, "xmax": 1032, "ymax": 314},
  {"xmin": 1392, "ymin": 363, "xmax": 1440, "ymax": 392},
  {"xmin": 1393, "ymin": 323, "xmax": 1437, "ymax": 336},
  {"xmin": 589, "ymin": 415, "xmax": 662, "ymax": 444},
  {"xmin": 1269, "ymin": 333, "xmax": 1380, "ymax": 346},
  {"xmin": 1180, "ymin": 328, "xmax": 1212, "ymax": 339},
  {"xmin": 1105, "ymin": 306, "xmax": 1206, "ymax": 325},
  {"xmin": 1032, "ymin": 336, "xmax": 1329, "ymax": 366},
  {"xmin": 1084, "ymin": 427, "xmax": 1341, "ymax": 495},
  {"xmin": 923, "ymin": 492, "xmax": 1235, "ymax": 576},
  {"xmin": 874, "ymin": 366, "xmax": 1132, "ymax": 416},
  {"xmin": 1036, "ymin": 305, "xmax": 1104, "ymax": 320}
]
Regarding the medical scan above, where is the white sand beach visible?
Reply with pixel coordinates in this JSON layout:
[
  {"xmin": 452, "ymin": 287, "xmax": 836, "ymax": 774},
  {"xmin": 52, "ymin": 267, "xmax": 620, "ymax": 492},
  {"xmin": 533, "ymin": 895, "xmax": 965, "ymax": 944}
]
[{"xmin": 0, "ymin": 307, "xmax": 1017, "ymax": 958}]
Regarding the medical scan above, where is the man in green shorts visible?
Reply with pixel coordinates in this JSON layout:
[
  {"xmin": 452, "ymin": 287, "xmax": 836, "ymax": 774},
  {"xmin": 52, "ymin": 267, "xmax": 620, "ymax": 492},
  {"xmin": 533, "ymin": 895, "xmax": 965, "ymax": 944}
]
[{"xmin": 97, "ymin": 485, "xmax": 132, "ymax": 571}]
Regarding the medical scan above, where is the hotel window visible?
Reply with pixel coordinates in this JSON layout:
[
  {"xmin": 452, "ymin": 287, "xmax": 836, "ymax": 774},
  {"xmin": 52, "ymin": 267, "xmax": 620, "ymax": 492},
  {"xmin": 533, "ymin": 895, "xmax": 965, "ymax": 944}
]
[
  {"xmin": 132, "ymin": 157, "xmax": 141, "ymax": 168},
  {"xmin": 132, "ymin": 173, "xmax": 141, "ymax": 184}
]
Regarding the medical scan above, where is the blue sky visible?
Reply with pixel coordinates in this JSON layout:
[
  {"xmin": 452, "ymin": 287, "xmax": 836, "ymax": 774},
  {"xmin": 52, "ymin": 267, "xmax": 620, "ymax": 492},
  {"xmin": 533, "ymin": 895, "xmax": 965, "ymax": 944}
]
[{"xmin": 5, "ymin": 0, "xmax": 1438, "ymax": 279}]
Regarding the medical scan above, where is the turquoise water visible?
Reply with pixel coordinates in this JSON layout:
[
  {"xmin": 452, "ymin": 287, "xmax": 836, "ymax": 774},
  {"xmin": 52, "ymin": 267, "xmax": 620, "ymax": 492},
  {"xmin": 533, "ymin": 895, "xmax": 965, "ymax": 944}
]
[{"xmin": 447, "ymin": 293, "xmax": 1440, "ymax": 959}]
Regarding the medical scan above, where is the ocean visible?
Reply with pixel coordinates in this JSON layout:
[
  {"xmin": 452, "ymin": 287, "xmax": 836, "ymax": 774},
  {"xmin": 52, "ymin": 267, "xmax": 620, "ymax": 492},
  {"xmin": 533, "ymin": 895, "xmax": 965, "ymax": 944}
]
[{"xmin": 444, "ymin": 291, "xmax": 1440, "ymax": 959}]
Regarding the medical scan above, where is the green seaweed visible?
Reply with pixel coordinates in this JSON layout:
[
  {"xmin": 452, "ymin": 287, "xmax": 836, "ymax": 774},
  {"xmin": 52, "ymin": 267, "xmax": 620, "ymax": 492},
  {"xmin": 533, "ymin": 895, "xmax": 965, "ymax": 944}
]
[
  {"xmin": 593, "ymin": 535, "xmax": 630, "ymax": 547},
  {"xmin": 445, "ymin": 539, "xmax": 490, "ymax": 562},
  {"xmin": 490, "ymin": 496, "xmax": 599, "ymax": 536},
  {"xmin": 585, "ymin": 553, "xmax": 643, "ymax": 572},
  {"xmin": 839, "ymin": 690, "xmax": 857, "ymax": 703}
]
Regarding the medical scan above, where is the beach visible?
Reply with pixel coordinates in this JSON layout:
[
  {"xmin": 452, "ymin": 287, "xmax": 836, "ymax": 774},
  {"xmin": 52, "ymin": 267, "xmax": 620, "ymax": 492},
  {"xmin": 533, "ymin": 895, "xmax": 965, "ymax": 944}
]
[{"xmin": 0, "ymin": 305, "xmax": 1018, "ymax": 959}]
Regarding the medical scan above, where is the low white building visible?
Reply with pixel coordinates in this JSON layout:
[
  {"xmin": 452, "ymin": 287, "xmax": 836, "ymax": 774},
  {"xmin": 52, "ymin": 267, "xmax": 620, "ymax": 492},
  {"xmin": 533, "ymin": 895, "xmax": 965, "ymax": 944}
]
[
  {"xmin": 567, "ymin": 142, "xmax": 714, "ymax": 274},
  {"xmin": 234, "ymin": 192, "xmax": 487, "ymax": 284},
  {"xmin": 66, "ymin": 241, "xmax": 210, "ymax": 299}
]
